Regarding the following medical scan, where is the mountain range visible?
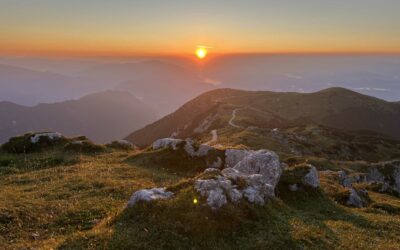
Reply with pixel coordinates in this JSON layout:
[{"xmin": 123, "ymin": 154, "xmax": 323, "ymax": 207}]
[
  {"xmin": 0, "ymin": 91, "xmax": 157, "ymax": 143},
  {"xmin": 127, "ymin": 87, "xmax": 400, "ymax": 160}
]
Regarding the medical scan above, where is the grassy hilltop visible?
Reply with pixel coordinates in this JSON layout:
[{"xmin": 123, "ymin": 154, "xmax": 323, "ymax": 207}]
[{"xmin": 1, "ymin": 132, "xmax": 400, "ymax": 249}]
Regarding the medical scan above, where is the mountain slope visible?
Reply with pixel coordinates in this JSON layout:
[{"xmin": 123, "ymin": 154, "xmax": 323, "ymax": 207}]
[
  {"xmin": 0, "ymin": 91, "xmax": 157, "ymax": 143},
  {"xmin": 79, "ymin": 60, "xmax": 214, "ymax": 115},
  {"xmin": 0, "ymin": 63, "xmax": 112, "ymax": 106},
  {"xmin": 126, "ymin": 87, "xmax": 400, "ymax": 152}
]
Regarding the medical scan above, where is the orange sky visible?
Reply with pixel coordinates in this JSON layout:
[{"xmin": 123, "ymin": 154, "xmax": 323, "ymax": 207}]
[{"xmin": 1, "ymin": 1, "xmax": 400, "ymax": 57}]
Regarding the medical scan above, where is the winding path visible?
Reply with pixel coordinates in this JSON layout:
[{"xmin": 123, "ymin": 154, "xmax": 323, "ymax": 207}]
[{"xmin": 229, "ymin": 109, "xmax": 244, "ymax": 128}]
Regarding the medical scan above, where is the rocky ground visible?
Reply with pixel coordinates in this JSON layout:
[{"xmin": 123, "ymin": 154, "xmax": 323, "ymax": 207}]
[{"xmin": 1, "ymin": 132, "xmax": 400, "ymax": 249}]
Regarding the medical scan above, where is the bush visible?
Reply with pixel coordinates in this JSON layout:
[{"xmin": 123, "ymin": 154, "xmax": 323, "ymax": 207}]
[
  {"xmin": 64, "ymin": 140, "xmax": 106, "ymax": 154},
  {"xmin": 106, "ymin": 140, "xmax": 134, "ymax": 150}
]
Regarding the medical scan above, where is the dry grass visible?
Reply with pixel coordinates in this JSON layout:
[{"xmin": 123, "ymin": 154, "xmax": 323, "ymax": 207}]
[{"xmin": 1, "ymin": 148, "xmax": 400, "ymax": 249}]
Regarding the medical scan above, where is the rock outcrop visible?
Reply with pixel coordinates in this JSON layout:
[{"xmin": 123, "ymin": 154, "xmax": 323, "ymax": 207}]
[
  {"xmin": 152, "ymin": 138, "xmax": 184, "ymax": 150},
  {"xmin": 336, "ymin": 162, "xmax": 400, "ymax": 196},
  {"xmin": 30, "ymin": 132, "xmax": 63, "ymax": 144},
  {"xmin": 195, "ymin": 149, "xmax": 283, "ymax": 209},
  {"xmin": 127, "ymin": 188, "xmax": 173, "ymax": 207}
]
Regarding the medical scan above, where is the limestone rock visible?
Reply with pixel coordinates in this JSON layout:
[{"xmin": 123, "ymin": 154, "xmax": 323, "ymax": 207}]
[
  {"xmin": 208, "ymin": 157, "xmax": 222, "ymax": 169},
  {"xmin": 184, "ymin": 139, "xmax": 213, "ymax": 157},
  {"xmin": 195, "ymin": 149, "xmax": 283, "ymax": 209},
  {"xmin": 30, "ymin": 132, "xmax": 63, "ymax": 144},
  {"xmin": 302, "ymin": 166, "xmax": 320, "ymax": 188},
  {"xmin": 346, "ymin": 188, "xmax": 370, "ymax": 208},
  {"xmin": 152, "ymin": 138, "xmax": 183, "ymax": 150},
  {"xmin": 233, "ymin": 150, "xmax": 282, "ymax": 188},
  {"xmin": 204, "ymin": 168, "xmax": 221, "ymax": 173},
  {"xmin": 127, "ymin": 188, "xmax": 173, "ymax": 207},
  {"xmin": 225, "ymin": 149, "xmax": 250, "ymax": 168}
]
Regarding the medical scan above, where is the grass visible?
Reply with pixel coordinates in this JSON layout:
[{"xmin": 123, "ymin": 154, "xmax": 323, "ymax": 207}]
[{"xmin": 1, "ymin": 147, "xmax": 400, "ymax": 249}]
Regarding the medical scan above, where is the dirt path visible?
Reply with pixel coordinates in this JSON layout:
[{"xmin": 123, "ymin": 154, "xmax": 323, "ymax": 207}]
[
  {"xmin": 205, "ymin": 129, "xmax": 218, "ymax": 144},
  {"xmin": 229, "ymin": 109, "xmax": 243, "ymax": 128}
]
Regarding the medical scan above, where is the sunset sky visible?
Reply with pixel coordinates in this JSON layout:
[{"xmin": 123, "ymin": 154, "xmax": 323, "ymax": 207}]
[{"xmin": 1, "ymin": 0, "xmax": 400, "ymax": 56}]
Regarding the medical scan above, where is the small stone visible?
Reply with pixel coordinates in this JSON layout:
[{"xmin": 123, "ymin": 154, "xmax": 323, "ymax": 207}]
[
  {"xmin": 289, "ymin": 184, "xmax": 298, "ymax": 192},
  {"xmin": 127, "ymin": 188, "xmax": 173, "ymax": 207}
]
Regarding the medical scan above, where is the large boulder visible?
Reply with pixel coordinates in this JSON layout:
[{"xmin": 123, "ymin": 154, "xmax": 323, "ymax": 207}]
[
  {"xmin": 127, "ymin": 188, "xmax": 173, "ymax": 207},
  {"xmin": 195, "ymin": 149, "xmax": 283, "ymax": 209},
  {"xmin": 233, "ymin": 150, "xmax": 282, "ymax": 187},
  {"xmin": 225, "ymin": 149, "xmax": 250, "ymax": 168}
]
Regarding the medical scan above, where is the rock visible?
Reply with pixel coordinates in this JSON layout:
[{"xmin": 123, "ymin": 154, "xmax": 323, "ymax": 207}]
[
  {"xmin": 221, "ymin": 168, "xmax": 245, "ymax": 181},
  {"xmin": 195, "ymin": 179, "xmax": 230, "ymax": 209},
  {"xmin": 302, "ymin": 166, "xmax": 320, "ymax": 188},
  {"xmin": 184, "ymin": 139, "xmax": 213, "ymax": 157},
  {"xmin": 346, "ymin": 188, "xmax": 370, "ymax": 208},
  {"xmin": 289, "ymin": 184, "xmax": 298, "ymax": 192},
  {"xmin": 207, "ymin": 189, "xmax": 227, "ymax": 209},
  {"xmin": 346, "ymin": 188, "xmax": 363, "ymax": 208},
  {"xmin": 30, "ymin": 132, "xmax": 63, "ymax": 144},
  {"xmin": 227, "ymin": 188, "xmax": 243, "ymax": 203},
  {"xmin": 366, "ymin": 163, "xmax": 400, "ymax": 195},
  {"xmin": 127, "ymin": 188, "xmax": 173, "ymax": 207},
  {"xmin": 225, "ymin": 149, "xmax": 250, "ymax": 168},
  {"xmin": 204, "ymin": 168, "xmax": 220, "ymax": 173},
  {"xmin": 195, "ymin": 149, "xmax": 283, "ymax": 209},
  {"xmin": 152, "ymin": 138, "xmax": 184, "ymax": 150},
  {"xmin": 394, "ymin": 167, "xmax": 400, "ymax": 193},
  {"xmin": 233, "ymin": 150, "xmax": 282, "ymax": 188},
  {"xmin": 208, "ymin": 157, "xmax": 223, "ymax": 169},
  {"xmin": 280, "ymin": 164, "xmax": 320, "ymax": 189},
  {"xmin": 367, "ymin": 168, "xmax": 385, "ymax": 183},
  {"xmin": 338, "ymin": 170, "xmax": 352, "ymax": 188}
]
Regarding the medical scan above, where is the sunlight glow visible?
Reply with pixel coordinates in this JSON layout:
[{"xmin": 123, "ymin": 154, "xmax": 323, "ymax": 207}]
[{"xmin": 195, "ymin": 47, "xmax": 207, "ymax": 59}]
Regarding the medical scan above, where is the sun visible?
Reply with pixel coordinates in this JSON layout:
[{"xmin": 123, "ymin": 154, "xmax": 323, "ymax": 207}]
[{"xmin": 195, "ymin": 47, "xmax": 207, "ymax": 59}]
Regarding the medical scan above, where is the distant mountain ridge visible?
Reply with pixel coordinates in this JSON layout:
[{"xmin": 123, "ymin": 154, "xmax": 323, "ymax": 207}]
[
  {"xmin": 0, "ymin": 91, "xmax": 157, "ymax": 143},
  {"xmin": 127, "ymin": 87, "xmax": 400, "ymax": 146}
]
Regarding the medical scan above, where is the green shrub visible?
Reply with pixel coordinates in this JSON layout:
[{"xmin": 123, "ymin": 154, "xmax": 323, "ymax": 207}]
[
  {"xmin": 106, "ymin": 140, "xmax": 134, "ymax": 150},
  {"xmin": 64, "ymin": 140, "xmax": 106, "ymax": 154}
]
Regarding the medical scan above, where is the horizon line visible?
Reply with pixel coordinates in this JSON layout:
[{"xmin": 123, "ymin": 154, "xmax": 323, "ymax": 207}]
[{"xmin": 1, "ymin": 51, "xmax": 400, "ymax": 59}]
